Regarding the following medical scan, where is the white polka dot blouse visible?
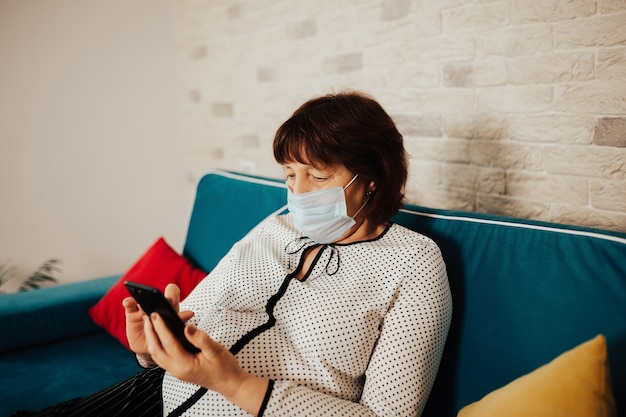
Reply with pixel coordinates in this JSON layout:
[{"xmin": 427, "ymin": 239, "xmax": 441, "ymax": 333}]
[{"xmin": 163, "ymin": 213, "xmax": 452, "ymax": 416}]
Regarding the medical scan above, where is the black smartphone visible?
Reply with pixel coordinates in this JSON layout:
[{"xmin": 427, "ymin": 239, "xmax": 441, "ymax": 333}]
[{"xmin": 124, "ymin": 281, "xmax": 200, "ymax": 353}]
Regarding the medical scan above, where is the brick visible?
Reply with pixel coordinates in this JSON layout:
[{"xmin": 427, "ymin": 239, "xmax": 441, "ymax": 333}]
[
  {"xmin": 443, "ymin": 1, "xmax": 509, "ymax": 32},
  {"xmin": 591, "ymin": 179, "xmax": 626, "ymax": 211},
  {"xmin": 554, "ymin": 13, "xmax": 626, "ymax": 49},
  {"xmin": 384, "ymin": 64, "xmax": 439, "ymax": 88},
  {"xmin": 477, "ymin": 194, "xmax": 552, "ymax": 221},
  {"xmin": 211, "ymin": 102, "xmax": 234, "ymax": 117},
  {"xmin": 599, "ymin": 0, "xmax": 626, "ymax": 13},
  {"xmin": 226, "ymin": 2, "xmax": 282, "ymax": 23},
  {"xmin": 238, "ymin": 134, "xmax": 260, "ymax": 149},
  {"xmin": 189, "ymin": 89, "xmax": 201, "ymax": 102},
  {"xmin": 509, "ymin": 114, "xmax": 594, "ymax": 144},
  {"xmin": 393, "ymin": 114, "xmax": 442, "ymax": 137},
  {"xmin": 365, "ymin": 44, "xmax": 410, "ymax": 70},
  {"xmin": 415, "ymin": 89, "xmax": 477, "ymax": 114},
  {"xmin": 543, "ymin": 144, "xmax": 626, "ymax": 178},
  {"xmin": 555, "ymin": 81, "xmax": 626, "ymax": 114},
  {"xmin": 511, "ymin": 0, "xmax": 596, "ymax": 23},
  {"xmin": 507, "ymin": 171, "xmax": 588, "ymax": 204},
  {"xmin": 551, "ymin": 204, "xmax": 626, "ymax": 232},
  {"xmin": 597, "ymin": 47, "xmax": 626, "ymax": 80},
  {"xmin": 440, "ymin": 163, "xmax": 478, "ymax": 190},
  {"xmin": 286, "ymin": 19, "xmax": 317, "ymax": 39},
  {"xmin": 323, "ymin": 52, "xmax": 363, "ymax": 73},
  {"xmin": 366, "ymin": 37, "xmax": 471, "ymax": 70},
  {"xmin": 413, "ymin": 36, "xmax": 476, "ymax": 62},
  {"xmin": 441, "ymin": 163, "xmax": 506, "ymax": 194},
  {"xmin": 380, "ymin": 0, "xmax": 411, "ymax": 21},
  {"xmin": 477, "ymin": 85, "xmax": 553, "ymax": 113},
  {"xmin": 407, "ymin": 160, "xmax": 441, "ymax": 186},
  {"xmin": 406, "ymin": 7, "xmax": 442, "ymax": 37},
  {"xmin": 321, "ymin": 6, "xmax": 368, "ymax": 35},
  {"xmin": 477, "ymin": 167, "xmax": 507, "ymax": 194},
  {"xmin": 406, "ymin": 186, "xmax": 476, "ymax": 211},
  {"xmin": 257, "ymin": 67, "xmax": 276, "ymax": 82},
  {"xmin": 593, "ymin": 117, "xmax": 626, "ymax": 147},
  {"xmin": 227, "ymin": 4, "xmax": 243, "ymax": 19},
  {"xmin": 470, "ymin": 141, "xmax": 543, "ymax": 170},
  {"xmin": 190, "ymin": 147, "xmax": 225, "ymax": 161},
  {"xmin": 507, "ymin": 52, "xmax": 594, "ymax": 84},
  {"xmin": 405, "ymin": 137, "xmax": 470, "ymax": 163},
  {"xmin": 191, "ymin": 44, "xmax": 207, "ymax": 59},
  {"xmin": 476, "ymin": 24, "xmax": 552, "ymax": 57},
  {"xmin": 443, "ymin": 113, "xmax": 508, "ymax": 141},
  {"xmin": 443, "ymin": 57, "xmax": 507, "ymax": 87}
]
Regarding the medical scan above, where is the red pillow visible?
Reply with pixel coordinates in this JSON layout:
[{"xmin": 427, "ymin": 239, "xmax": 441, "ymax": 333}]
[{"xmin": 88, "ymin": 237, "xmax": 207, "ymax": 349}]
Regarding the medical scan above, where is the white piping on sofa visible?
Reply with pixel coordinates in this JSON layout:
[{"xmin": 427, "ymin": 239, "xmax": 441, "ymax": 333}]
[{"xmin": 399, "ymin": 208, "xmax": 626, "ymax": 245}]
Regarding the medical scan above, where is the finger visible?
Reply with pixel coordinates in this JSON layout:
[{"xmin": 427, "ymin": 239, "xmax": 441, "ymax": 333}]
[
  {"xmin": 164, "ymin": 283, "xmax": 181, "ymax": 310},
  {"xmin": 150, "ymin": 312, "xmax": 187, "ymax": 356},
  {"xmin": 122, "ymin": 296, "xmax": 139, "ymax": 312},
  {"xmin": 179, "ymin": 310, "xmax": 195, "ymax": 322},
  {"xmin": 185, "ymin": 325, "xmax": 218, "ymax": 355},
  {"xmin": 143, "ymin": 314, "xmax": 163, "ymax": 353},
  {"xmin": 123, "ymin": 297, "xmax": 146, "ymax": 319}
]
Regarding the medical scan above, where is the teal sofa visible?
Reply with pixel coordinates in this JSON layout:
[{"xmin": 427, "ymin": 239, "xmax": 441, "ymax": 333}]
[{"xmin": 1, "ymin": 170, "xmax": 625, "ymax": 417}]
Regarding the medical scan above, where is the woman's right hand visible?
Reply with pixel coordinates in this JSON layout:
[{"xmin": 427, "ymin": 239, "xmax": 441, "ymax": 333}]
[
  {"xmin": 123, "ymin": 283, "xmax": 194, "ymax": 356},
  {"xmin": 122, "ymin": 295, "xmax": 150, "ymax": 355}
]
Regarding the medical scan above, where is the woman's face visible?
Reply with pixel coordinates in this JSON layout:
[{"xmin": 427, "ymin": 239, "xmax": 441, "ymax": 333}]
[{"xmin": 282, "ymin": 161, "xmax": 368, "ymax": 218}]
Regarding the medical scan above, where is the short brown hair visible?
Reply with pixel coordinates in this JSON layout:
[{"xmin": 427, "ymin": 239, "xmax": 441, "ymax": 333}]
[{"xmin": 273, "ymin": 91, "xmax": 408, "ymax": 224}]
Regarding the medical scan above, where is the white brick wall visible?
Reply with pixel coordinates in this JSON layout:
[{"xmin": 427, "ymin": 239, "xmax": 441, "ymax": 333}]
[{"xmin": 174, "ymin": 0, "xmax": 626, "ymax": 232}]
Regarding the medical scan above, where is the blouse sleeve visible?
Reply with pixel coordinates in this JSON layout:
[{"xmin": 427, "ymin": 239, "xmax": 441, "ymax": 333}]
[
  {"xmin": 260, "ymin": 241, "xmax": 453, "ymax": 417},
  {"xmin": 178, "ymin": 244, "xmax": 237, "ymax": 327}
]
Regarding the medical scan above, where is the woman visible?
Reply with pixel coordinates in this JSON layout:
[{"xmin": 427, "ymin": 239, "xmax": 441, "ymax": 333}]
[{"xmin": 19, "ymin": 91, "xmax": 452, "ymax": 417}]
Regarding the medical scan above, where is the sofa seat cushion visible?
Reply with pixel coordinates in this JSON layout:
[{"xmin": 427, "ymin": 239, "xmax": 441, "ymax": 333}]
[{"xmin": 0, "ymin": 332, "xmax": 141, "ymax": 417}]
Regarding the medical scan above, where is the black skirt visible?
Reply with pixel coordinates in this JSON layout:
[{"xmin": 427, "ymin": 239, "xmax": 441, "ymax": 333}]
[{"xmin": 11, "ymin": 367, "xmax": 165, "ymax": 417}]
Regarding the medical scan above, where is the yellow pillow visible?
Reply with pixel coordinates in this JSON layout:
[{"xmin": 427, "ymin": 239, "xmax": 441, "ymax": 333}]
[{"xmin": 457, "ymin": 335, "xmax": 617, "ymax": 417}]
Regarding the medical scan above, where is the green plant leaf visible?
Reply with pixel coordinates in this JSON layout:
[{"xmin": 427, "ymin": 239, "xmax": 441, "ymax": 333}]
[
  {"xmin": 0, "ymin": 260, "xmax": 17, "ymax": 287},
  {"xmin": 18, "ymin": 259, "xmax": 62, "ymax": 292}
]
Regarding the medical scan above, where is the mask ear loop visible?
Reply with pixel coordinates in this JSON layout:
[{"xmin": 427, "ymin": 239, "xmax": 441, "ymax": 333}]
[
  {"xmin": 350, "ymin": 190, "xmax": 372, "ymax": 219},
  {"xmin": 343, "ymin": 173, "xmax": 360, "ymax": 190}
]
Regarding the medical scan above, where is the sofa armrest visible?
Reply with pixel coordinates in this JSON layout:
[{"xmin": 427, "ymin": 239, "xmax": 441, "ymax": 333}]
[{"xmin": 0, "ymin": 275, "xmax": 120, "ymax": 353}]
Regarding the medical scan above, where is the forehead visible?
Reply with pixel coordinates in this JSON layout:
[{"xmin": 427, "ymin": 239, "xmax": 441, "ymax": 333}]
[{"xmin": 282, "ymin": 161, "xmax": 344, "ymax": 172}]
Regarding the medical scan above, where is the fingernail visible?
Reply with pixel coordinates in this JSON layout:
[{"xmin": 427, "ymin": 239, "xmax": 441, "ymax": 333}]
[{"xmin": 151, "ymin": 312, "xmax": 158, "ymax": 321}]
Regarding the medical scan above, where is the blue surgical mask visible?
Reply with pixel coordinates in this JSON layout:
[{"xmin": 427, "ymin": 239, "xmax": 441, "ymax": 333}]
[{"xmin": 287, "ymin": 174, "xmax": 368, "ymax": 244}]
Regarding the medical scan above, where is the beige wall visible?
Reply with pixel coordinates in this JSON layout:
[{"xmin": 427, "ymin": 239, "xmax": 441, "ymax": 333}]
[
  {"xmin": 174, "ymin": 0, "xmax": 626, "ymax": 233},
  {"xmin": 0, "ymin": 0, "xmax": 190, "ymax": 288}
]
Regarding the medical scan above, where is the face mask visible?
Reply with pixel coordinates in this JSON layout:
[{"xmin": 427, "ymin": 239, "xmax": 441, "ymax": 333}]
[{"xmin": 287, "ymin": 174, "xmax": 368, "ymax": 244}]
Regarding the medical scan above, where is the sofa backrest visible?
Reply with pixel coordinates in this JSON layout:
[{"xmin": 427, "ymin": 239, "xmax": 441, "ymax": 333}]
[
  {"xmin": 183, "ymin": 170, "xmax": 287, "ymax": 272},
  {"xmin": 394, "ymin": 207, "xmax": 626, "ymax": 416},
  {"xmin": 184, "ymin": 170, "xmax": 626, "ymax": 417}
]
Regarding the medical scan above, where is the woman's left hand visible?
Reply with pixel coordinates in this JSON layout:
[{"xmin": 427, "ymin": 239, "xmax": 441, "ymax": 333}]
[{"xmin": 143, "ymin": 312, "xmax": 269, "ymax": 416}]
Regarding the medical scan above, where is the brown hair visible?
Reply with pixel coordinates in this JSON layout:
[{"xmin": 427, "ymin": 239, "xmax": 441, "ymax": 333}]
[{"xmin": 273, "ymin": 91, "xmax": 408, "ymax": 224}]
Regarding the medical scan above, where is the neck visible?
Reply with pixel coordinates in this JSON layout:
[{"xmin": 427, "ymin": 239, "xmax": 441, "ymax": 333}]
[{"xmin": 336, "ymin": 218, "xmax": 387, "ymax": 244}]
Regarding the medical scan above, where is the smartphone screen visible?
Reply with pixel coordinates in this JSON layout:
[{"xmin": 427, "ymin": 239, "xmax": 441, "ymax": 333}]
[{"xmin": 124, "ymin": 281, "xmax": 200, "ymax": 353}]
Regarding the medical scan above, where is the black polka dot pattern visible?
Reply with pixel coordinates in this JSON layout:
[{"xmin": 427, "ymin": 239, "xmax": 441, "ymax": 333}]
[{"xmin": 162, "ymin": 214, "xmax": 452, "ymax": 416}]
